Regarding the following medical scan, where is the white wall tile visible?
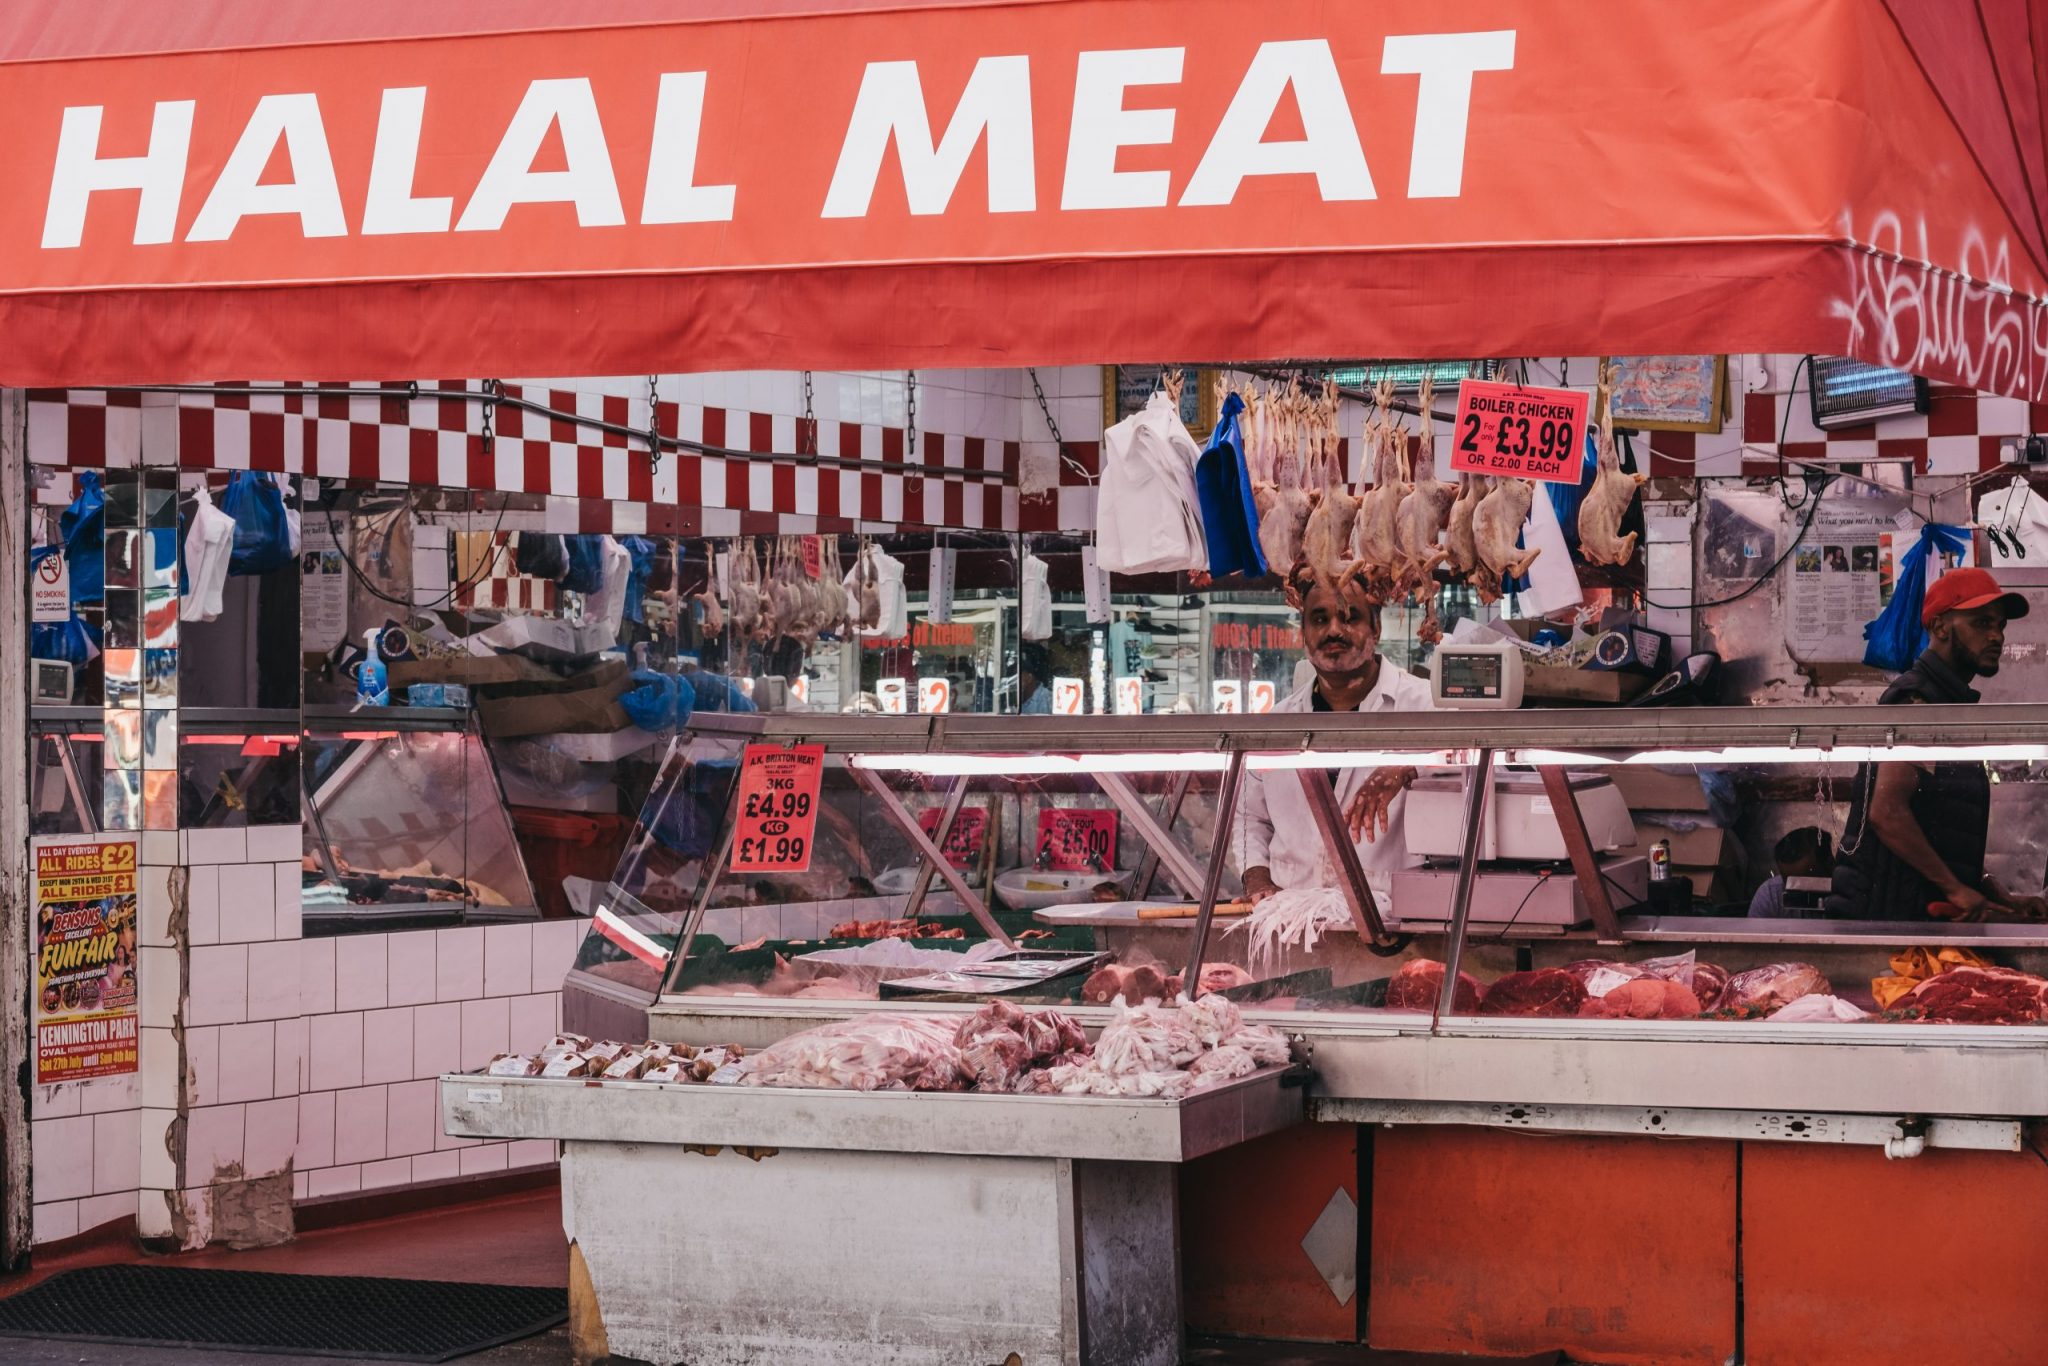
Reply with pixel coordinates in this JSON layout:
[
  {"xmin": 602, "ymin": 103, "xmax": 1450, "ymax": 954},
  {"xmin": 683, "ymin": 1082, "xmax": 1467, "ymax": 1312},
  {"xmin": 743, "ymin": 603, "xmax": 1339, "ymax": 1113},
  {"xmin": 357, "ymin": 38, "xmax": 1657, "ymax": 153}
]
[
  {"xmin": 139, "ymin": 1108, "xmax": 177, "ymax": 1191},
  {"xmin": 334, "ymin": 1086, "xmax": 388, "ymax": 1166},
  {"xmin": 413, "ymin": 1003, "xmax": 460, "ymax": 1079},
  {"xmin": 360, "ymin": 1157, "xmax": 413, "ymax": 1191},
  {"xmin": 187, "ymin": 1026, "xmax": 220, "ymax": 1107},
  {"xmin": 186, "ymin": 828, "xmax": 247, "ymax": 866},
  {"xmin": 507, "ymin": 994, "xmax": 556, "ymax": 1055},
  {"xmin": 306, "ymin": 1164, "xmax": 360, "ymax": 1198},
  {"xmin": 362, "ymin": 1008, "xmax": 416, "ymax": 1087},
  {"xmin": 506, "ymin": 1139, "xmax": 557, "ymax": 1170},
  {"xmin": 292, "ymin": 1170, "xmax": 310, "ymax": 1202},
  {"xmin": 273, "ymin": 1015, "xmax": 307, "ymax": 1097},
  {"xmin": 184, "ymin": 1103, "xmax": 245, "ymax": 1185},
  {"xmin": 336, "ymin": 934, "xmax": 389, "ymax": 1012},
  {"xmin": 186, "ymin": 866, "xmax": 220, "ymax": 945},
  {"xmin": 33, "ymin": 1083, "xmax": 81, "ymax": 1120},
  {"xmin": 138, "ymin": 946, "xmax": 180, "ymax": 1031},
  {"xmin": 246, "ymin": 824, "xmax": 302, "ymax": 862},
  {"xmin": 92, "ymin": 1110, "xmax": 139, "ymax": 1195},
  {"xmin": 297, "ymin": 1091, "xmax": 336, "ymax": 1170},
  {"xmin": 308, "ymin": 1012, "xmax": 364, "ymax": 1092},
  {"xmin": 482, "ymin": 924, "xmax": 532, "ymax": 998},
  {"xmin": 187, "ymin": 945, "xmax": 247, "ymax": 1027},
  {"xmin": 529, "ymin": 920, "xmax": 587, "ymax": 994},
  {"xmin": 141, "ymin": 830, "xmax": 178, "ymax": 866},
  {"xmin": 139, "ymin": 865, "xmax": 175, "ymax": 948},
  {"xmin": 459, "ymin": 1144, "xmax": 509, "ymax": 1177},
  {"xmin": 77, "ymin": 1190, "xmax": 139, "ymax": 1235},
  {"xmin": 33, "ymin": 1116, "xmax": 94, "ymax": 1201},
  {"xmin": 244, "ymin": 1096, "xmax": 298, "ymax": 1176},
  {"xmin": 218, "ymin": 863, "xmax": 276, "ymax": 943},
  {"xmin": 299, "ymin": 937, "xmax": 336, "ymax": 1016},
  {"xmin": 245, "ymin": 940, "xmax": 300, "ymax": 1022},
  {"xmin": 385, "ymin": 1079, "xmax": 438, "ymax": 1158},
  {"xmin": 141, "ymin": 1029, "xmax": 180, "ymax": 1110},
  {"xmin": 273, "ymin": 866, "xmax": 302, "ymax": 940},
  {"xmin": 138, "ymin": 1190, "xmax": 174, "ymax": 1239},
  {"xmin": 459, "ymin": 998, "xmax": 510, "ymax": 1071},
  {"xmin": 386, "ymin": 931, "xmax": 437, "ymax": 1006},
  {"xmin": 434, "ymin": 927, "xmax": 484, "ymax": 1001},
  {"xmin": 33, "ymin": 1201, "xmax": 78, "ymax": 1245},
  {"xmin": 216, "ymin": 1023, "xmax": 274, "ymax": 1105},
  {"xmin": 410, "ymin": 1150, "xmax": 461, "ymax": 1184},
  {"xmin": 434, "ymin": 1121, "xmax": 476, "ymax": 1151}
]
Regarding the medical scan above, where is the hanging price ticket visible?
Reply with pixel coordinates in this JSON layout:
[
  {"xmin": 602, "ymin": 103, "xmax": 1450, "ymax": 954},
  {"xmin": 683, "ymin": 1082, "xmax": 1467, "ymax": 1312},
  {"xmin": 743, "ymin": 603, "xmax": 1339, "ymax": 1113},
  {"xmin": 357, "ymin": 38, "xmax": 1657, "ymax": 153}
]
[
  {"xmin": 917, "ymin": 805, "xmax": 989, "ymax": 869},
  {"xmin": 729, "ymin": 744, "xmax": 825, "ymax": 873},
  {"xmin": 1450, "ymin": 379, "xmax": 1590, "ymax": 484}
]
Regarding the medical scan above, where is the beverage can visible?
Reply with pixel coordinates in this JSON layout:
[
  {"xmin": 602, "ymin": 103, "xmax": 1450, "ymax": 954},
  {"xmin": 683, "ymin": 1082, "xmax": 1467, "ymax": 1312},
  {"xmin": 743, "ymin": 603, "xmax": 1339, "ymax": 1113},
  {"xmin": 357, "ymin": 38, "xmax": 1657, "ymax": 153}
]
[{"xmin": 1648, "ymin": 839, "xmax": 1671, "ymax": 883}]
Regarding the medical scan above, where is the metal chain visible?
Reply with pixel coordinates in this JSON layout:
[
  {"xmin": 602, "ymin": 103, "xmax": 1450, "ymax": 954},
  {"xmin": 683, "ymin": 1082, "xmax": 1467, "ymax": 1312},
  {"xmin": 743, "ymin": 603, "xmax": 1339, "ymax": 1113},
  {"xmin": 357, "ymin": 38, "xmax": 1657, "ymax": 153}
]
[
  {"xmin": 1029, "ymin": 367, "xmax": 1094, "ymax": 483},
  {"xmin": 800, "ymin": 369, "xmax": 817, "ymax": 456},
  {"xmin": 906, "ymin": 370, "xmax": 918, "ymax": 461},
  {"xmin": 480, "ymin": 379, "xmax": 498, "ymax": 457},
  {"xmin": 646, "ymin": 374, "xmax": 663, "ymax": 475}
]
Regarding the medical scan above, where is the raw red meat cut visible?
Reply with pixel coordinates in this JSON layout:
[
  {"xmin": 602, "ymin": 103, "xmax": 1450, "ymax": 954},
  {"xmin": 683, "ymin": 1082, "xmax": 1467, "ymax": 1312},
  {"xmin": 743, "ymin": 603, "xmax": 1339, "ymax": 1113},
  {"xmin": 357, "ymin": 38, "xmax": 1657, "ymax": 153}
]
[
  {"xmin": 1384, "ymin": 959, "xmax": 1484, "ymax": 1012},
  {"xmin": 1476, "ymin": 968, "xmax": 1588, "ymax": 1017},
  {"xmin": 1894, "ymin": 966, "xmax": 2048, "ymax": 1023},
  {"xmin": 1691, "ymin": 963, "xmax": 1730, "ymax": 1011},
  {"xmin": 1720, "ymin": 962, "xmax": 1829, "ymax": 1012},
  {"xmin": 1577, "ymin": 978, "xmax": 1701, "ymax": 1020},
  {"xmin": 1082, "ymin": 963, "xmax": 1170, "ymax": 1005}
]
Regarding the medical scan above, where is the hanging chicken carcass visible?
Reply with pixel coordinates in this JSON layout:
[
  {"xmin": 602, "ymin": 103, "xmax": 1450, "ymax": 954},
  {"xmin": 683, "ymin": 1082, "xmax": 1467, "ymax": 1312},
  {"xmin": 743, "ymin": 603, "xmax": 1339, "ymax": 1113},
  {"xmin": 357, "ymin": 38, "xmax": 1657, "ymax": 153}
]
[
  {"xmin": 1298, "ymin": 379, "xmax": 1358, "ymax": 580},
  {"xmin": 1471, "ymin": 478, "xmax": 1543, "ymax": 604},
  {"xmin": 1579, "ymin": 361, "xmax": 1649, "ymax": 567},
  {"xmin": 1250, "ymin": 382, "xmax": 1313, "ymax": 576},
  {"xmin": 1392, "ymin": 377, "xmax": 1456, "ymax": 618},
  {"xmin": 1350, "ymin": 381, "xmax": 1407, "ymax": 597}
]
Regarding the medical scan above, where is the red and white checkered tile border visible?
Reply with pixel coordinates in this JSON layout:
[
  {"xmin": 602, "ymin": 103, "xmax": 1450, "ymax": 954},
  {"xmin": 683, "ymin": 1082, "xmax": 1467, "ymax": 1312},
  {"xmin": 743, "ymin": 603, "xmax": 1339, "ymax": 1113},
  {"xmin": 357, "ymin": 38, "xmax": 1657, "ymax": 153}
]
[
  {"xmin": 23, "ymin": 383, "xmax": 1018, "ymax": 535},
  {"xmin": 1648, "ymin": 387, "xmax": 2048, "ymax": 478}
]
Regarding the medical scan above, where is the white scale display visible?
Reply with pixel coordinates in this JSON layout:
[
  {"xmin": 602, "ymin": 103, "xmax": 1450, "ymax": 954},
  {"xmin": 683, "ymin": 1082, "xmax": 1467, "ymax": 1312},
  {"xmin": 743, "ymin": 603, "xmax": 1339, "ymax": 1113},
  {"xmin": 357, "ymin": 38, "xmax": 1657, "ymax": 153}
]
[{"xmin": 1429, "ymin": 641, "xmax": 1525, "ymax": 709}]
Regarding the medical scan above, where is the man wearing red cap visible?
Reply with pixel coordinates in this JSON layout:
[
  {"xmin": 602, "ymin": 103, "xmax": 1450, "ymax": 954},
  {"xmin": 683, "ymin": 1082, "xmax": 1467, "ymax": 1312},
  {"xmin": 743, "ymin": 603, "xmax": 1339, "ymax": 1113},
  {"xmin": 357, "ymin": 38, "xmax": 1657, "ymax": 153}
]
[{"xmin": 1826, "ymin": 568, "xmax": 2037, "ymax": 921}]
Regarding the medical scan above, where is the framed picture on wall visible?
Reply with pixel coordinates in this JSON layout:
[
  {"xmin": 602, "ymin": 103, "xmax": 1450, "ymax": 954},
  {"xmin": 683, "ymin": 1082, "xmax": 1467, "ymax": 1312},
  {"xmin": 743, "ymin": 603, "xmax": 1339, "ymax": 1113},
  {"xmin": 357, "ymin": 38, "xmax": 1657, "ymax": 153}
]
[
  {"xmin": 1597, "ymin": 355, "xmax": 1727, "ymax": 433},
  {"xmin": 1102, "ymin": 366, "xmax": 1221, "ymax": 442}
]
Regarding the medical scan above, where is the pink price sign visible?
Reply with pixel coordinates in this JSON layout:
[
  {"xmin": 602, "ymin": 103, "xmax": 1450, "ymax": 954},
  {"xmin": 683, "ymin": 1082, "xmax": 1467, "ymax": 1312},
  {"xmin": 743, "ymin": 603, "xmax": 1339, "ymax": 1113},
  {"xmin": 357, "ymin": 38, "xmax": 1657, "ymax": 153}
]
[
  {"xmin": 1451, "ymin": 379, "xmax": 1590, "ymax": 484},
  {"xmin": 1034, "ymin": 809, "xmax": 1118, "ymax": 874}
]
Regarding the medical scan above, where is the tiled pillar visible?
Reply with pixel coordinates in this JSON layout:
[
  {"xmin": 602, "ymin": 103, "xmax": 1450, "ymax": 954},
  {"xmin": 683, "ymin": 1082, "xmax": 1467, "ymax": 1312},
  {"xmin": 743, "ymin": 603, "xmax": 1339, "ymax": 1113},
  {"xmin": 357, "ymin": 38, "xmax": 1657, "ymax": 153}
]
[{"xmin": 136, "ymin": 824, "xmax": 303, "ymax": 1250}]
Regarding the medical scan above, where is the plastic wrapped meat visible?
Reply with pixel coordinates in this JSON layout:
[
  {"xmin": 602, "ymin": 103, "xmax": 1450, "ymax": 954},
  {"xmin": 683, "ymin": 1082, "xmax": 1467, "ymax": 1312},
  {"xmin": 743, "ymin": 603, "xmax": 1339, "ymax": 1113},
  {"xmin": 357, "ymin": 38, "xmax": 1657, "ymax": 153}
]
[
  {"xmin": 1563, "ymin": 951, "xmax": 1697, "ymax": 999},
  {"xmin": 1227, "ymin": 1023, "xmax": 1292, "ymax": 1066},
  {"xmin": 1577, "ymin": 978, "xmax": 1702, "ymax": 1020},
  {"xmin": 1017, "ymin": 1009, "xmax": 1087, "ymax": 1058},
  {"xmin": 1188, "ymin": 1045, "xmax": 1258, "ymax": 1089},
  {"xmin": 953, "ymin": 1001, "xmax": 1089, "ymax": 1090},
  {"xmin": 1384, "ymin": 959, "xmax": 1485, "ymax": 1013},
  {"xmin": 1196, "ymin": 963, "xmax": 1254, "ymax": 995},
  {"xmin": 1691, "ymin": 963, "xmax": 1731, "ymax": 1010},
  {"xmin": 742, "ymin": 1013, "xmax": 968, "ymax": 1092},
  {"xmin": 1720, "ymin": 963, "xmax": 1830, "ymax": 1013},
  {"xmin": 1476, "ymin": 968, "xmax": 1588, "ymax": 1017}
]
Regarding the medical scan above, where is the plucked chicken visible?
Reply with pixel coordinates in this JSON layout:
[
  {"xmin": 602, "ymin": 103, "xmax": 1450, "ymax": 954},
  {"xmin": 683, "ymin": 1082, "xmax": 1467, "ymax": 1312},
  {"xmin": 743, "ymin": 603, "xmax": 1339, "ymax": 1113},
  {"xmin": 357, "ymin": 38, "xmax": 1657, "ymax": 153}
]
[
  {"xmin": 1349, "ymin": 381, "xmax": 1407, "ymax": 597},
  {"xmin": 1579, "ymin": 362, "xmax": 1648, "ymax": 567},
  {"xmin": 1445, "ymin": 472, "xmax": 1486, "ymax": 586},
  {"xmin": 1392, "ymin": 376, "xmax": 1455, "ymax": 611},
  {"xmin": 1471, "ymin": 477, "xmax": 1543, "ymax": 604},
  {"xmin": 1298, "ymin": 380, "xmax": 1358, "ymax": 579}
]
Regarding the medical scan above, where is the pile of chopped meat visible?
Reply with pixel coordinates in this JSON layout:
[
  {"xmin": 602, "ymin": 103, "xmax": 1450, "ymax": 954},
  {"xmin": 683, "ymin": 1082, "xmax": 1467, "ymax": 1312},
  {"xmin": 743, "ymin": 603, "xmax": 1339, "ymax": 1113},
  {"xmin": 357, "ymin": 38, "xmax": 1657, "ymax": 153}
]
[
  {"xmin": 486, "ymin": 1035, "xmax": 747, "ymax": 1084},
  {"xmin": 741, "ymin": 1012, "xmax": 971, "ymax": 1092},
  {"xmin": 828, "ymin": 918, "xmax": 965, "ymax": 940},
  {"xmin": 952, "ymin": 1000, "xmax": 1088, "ymax": 1091},
  {"xmin": 1022, "ymin": 995, "xmax": 1291, "ymax": 1099}
]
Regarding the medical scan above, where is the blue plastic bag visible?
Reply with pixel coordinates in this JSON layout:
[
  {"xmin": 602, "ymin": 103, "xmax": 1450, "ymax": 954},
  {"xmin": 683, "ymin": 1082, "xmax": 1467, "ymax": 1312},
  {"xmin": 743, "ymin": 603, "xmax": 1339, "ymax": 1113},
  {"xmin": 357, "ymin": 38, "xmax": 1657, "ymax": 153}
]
[
  {"xmin": 219, "ymin": 472, "xmax": 294, "ymax": 576},
  {"xmin": 620, "ymin": 537, "xmax": 657, "ymax": 624},
  {"xmin": 1194, "ymin": 392, "xmax": 1268, "ymax": 579},
  {"xmin": 60, "ymin": 472, "xmax": 106, "ymax": 605},
  {"xmin": 561, "ymin": 536, "xmax": 607, "ymax": 594},
  {"xmin": 621, "ymin": 669, "xmax": 698, "ymax": 732},
  {"xmin": 1863, "ymin": 523, "xmax": 1969, "ymax": 672},
  {"xmin": 686, "ymin": 671, "xmax": 757, "ymax": 714}
]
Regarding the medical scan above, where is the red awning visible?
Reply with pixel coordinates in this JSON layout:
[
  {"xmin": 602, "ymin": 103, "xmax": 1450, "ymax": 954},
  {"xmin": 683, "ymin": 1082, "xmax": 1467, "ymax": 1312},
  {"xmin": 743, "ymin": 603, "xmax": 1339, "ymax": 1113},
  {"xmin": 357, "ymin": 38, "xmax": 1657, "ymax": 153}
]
[{"xmin": 2, "ymin": 0, "xmax": 2044, "ymax": 398}]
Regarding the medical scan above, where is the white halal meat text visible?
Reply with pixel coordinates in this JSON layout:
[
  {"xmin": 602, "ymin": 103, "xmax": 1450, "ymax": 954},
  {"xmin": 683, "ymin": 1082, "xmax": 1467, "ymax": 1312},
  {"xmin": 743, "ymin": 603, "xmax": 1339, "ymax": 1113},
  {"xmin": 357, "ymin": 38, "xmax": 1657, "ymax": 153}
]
[{"xmin": 40, "ymin": 30, "xmax": 1515, "ymax": 249}]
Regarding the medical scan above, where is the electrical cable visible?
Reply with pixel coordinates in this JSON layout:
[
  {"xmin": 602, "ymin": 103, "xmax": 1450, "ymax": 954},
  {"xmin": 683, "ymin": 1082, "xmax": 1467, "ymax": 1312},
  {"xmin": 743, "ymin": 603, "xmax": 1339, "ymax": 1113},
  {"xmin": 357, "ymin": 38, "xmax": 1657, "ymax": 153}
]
[{"xmin": 1480, "ymin": 870, "xmax": 1552, "ymax": 943}]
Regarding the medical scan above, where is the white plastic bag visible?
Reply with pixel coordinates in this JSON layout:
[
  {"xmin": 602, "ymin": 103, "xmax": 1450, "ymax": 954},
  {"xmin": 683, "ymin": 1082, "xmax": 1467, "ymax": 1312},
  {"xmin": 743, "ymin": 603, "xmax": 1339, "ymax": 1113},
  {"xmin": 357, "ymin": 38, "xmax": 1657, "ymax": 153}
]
[
  {"xmin": 1022, "ymin": 553, "xmax": 1052, "ymax": 640},
  {"xmin": 1097, "ymin": 392, "xmax": 1208, "ymax": 574},
  {"xmin": 182, "ymin": 488, "xmax": 235, "ymax": 624}
]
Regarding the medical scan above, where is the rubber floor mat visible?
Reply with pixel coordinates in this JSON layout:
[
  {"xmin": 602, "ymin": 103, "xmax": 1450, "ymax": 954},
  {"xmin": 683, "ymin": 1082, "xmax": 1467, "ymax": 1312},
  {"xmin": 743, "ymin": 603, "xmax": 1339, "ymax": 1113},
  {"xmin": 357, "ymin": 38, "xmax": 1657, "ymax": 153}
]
[{"xmin": 0, "ymin": 1264, "xmax": 566, "ymax": 1361}]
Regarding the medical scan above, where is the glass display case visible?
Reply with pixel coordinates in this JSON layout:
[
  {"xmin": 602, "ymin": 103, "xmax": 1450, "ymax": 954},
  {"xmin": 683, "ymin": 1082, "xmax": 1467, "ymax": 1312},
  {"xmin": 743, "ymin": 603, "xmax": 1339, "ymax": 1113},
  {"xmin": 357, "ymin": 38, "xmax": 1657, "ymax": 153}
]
[
  {"xmin": 563, "ymin": 704, "xmax": 2048, "ymax": 1125},
  {"xmin": 300, "ymin": 705, "xmax": 538, "ymax": 930}
]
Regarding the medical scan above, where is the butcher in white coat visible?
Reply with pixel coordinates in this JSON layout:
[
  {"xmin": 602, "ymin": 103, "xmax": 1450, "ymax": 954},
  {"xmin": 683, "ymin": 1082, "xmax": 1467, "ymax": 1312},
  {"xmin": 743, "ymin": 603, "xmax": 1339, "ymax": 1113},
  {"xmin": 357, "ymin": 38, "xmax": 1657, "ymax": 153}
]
[{"xmin": 1234, "ymin": 566, "xmax": 1439, "ymax": 906}]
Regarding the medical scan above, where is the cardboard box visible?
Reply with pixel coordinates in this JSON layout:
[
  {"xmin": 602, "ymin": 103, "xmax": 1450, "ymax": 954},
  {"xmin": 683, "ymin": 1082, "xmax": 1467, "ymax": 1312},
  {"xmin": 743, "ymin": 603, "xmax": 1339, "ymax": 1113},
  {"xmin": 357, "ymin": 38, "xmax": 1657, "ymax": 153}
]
[
  {"xmin": 1490, "ymin": 619, "xmax": 1653, "ymax": 706},
  {"xmin": 389, "ymin": 653, "xmax": 560, "ymax": 688},
  {"xmin": 1611, "ymin": 767, "xmax": 1713, "ymax": 813},
  {"xmin": 477, "ymin": 667, "xmax": 631, "ymax": 737}
]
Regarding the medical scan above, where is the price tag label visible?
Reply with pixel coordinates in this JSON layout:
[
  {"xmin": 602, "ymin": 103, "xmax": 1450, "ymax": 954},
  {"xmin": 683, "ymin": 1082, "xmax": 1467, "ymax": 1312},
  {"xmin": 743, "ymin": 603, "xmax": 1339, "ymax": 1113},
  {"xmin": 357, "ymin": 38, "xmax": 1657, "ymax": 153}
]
[
  {"xmin": 729, "ymin": 743, "xmax": 825, "ymax": 873},
  {"xmin": 1211, "ymin": 679, "xmax": 1243, "ymax": 714},
  {"xmin": 918, "ymin": 677, "xmax": 952, "ymax": 713},
  {"xmin": 1451, "ymin": 379, "xmax": 1590, "ymax": 484},
  {"xmin": 1113, "ymin": 676, "xmax": 1143, "ymax": 715},
  {"xmin": 1248, "ymin": 680, "xmax": 1277, "ymax": 714},
  {"xmin": 1051, "ymin": 677, "xmax": 1085, "ymax": 715},
  {"xmin": 917, "ymin": 805, "xmax": 988, "ymax": 869},
  {"xmin": 876, "ymin": 678, "xmax": 908, "ymax": 714},
  {"xmin": 1034, "ymin": 809, "xmax": 1118, "ymax": 874},
  {"xmin": 801, "ymin": 536, "xmax": 822, "ymax": 579}
]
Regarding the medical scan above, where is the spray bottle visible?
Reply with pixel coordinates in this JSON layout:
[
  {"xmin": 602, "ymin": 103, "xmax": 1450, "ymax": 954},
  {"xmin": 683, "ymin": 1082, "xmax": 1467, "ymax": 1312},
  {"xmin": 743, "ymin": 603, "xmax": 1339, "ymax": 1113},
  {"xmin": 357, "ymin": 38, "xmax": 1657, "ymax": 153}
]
[{"xmin": 356, "ymin": 628, "xmax": 389, "ymax": 709}]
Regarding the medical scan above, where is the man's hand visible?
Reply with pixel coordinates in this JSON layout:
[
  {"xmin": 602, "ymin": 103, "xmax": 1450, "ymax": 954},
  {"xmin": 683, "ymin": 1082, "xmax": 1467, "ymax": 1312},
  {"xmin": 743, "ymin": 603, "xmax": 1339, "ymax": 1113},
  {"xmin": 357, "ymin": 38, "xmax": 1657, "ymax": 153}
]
[
  {"xmin": 1347, "ymin": 766, "xmax": 1419, "ymax": 844},
  {"xmin": 1980, "ymin": 878, "xmax": 2048, "ymax": 921},
  {"xmin": 1929, "ymin": 886, "xmax": 2018, "ymax": 922},
  {"xmin": 1242, "ymin": 867, "xmax": 1280, "ymax": 905}
]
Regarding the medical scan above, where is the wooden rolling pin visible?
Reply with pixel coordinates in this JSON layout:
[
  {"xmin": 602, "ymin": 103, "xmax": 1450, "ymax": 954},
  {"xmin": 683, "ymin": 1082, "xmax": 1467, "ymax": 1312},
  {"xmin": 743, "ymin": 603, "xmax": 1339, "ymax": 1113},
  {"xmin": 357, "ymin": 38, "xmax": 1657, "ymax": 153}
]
[{"xmin": 1136, "ymin": 902, "xmax": 1251, "ymax": 920}]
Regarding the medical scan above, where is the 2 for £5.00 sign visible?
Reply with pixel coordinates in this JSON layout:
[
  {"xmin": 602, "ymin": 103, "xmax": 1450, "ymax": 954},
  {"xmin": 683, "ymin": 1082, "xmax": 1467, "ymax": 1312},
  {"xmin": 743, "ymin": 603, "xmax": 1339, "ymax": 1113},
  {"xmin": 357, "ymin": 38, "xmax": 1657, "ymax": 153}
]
[
  {"xmin": 1451, "ymin": 380, "xmax": 1590, "ymax": 484},
  {"xmin": 729, "ymin": 744, "xmax": 825, "ymax": 873}
]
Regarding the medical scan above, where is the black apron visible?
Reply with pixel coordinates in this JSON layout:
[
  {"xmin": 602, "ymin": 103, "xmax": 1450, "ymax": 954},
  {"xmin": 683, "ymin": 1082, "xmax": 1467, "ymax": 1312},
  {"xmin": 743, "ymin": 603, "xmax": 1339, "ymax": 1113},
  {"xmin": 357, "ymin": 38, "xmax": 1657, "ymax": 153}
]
[{"xmin": 1824, "ymin": 651, "xmax": 1990, "ymax": 920}]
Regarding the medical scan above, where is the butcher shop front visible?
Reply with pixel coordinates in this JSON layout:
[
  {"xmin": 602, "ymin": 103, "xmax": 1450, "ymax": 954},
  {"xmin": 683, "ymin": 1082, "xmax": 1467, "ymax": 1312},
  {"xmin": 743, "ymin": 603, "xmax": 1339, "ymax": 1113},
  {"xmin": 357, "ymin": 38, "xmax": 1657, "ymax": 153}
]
[{"xmin": 7, "ymin": 1, "xmax": 2048, "ymax": 1363}]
